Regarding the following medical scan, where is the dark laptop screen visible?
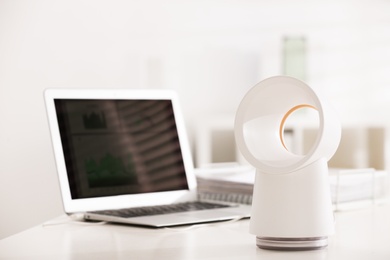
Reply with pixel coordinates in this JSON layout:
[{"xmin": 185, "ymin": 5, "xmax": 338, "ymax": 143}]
[{"xmin": 54, "ymin": 99, "xmax": 189, "ymax": 199}]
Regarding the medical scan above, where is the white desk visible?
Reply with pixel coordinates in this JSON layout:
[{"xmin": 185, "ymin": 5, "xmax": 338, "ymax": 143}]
[{"xmin": 1, "ymin": 204, "xmax": 390, "ymax": 260}]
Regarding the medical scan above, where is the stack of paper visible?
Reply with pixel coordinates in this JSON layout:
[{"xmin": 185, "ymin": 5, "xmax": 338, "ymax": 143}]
[
  {"xmin": 195, "ymin": 164, "xmax": 254, "ymax": 205},
  {"xmin": 195, "ymin": 164, "xmax": 389, "ymax": 208},
  {"xmin": 329, "ymin": 168, "xmax": 388, "ymax": 205}
]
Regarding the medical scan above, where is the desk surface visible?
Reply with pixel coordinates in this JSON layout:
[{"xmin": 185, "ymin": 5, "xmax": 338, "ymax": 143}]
[{"xmin": 1, "ymin": 204, "xmax": 390, "ymax": 260}]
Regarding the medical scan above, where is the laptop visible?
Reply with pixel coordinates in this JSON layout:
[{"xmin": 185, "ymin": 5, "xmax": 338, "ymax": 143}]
[{"xmin": 44, "ymin": 88, "xmax": 251, "ymax": 227}]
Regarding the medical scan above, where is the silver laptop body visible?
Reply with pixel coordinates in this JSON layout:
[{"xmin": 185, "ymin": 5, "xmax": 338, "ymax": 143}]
[{"xmin": 44, "ymin": 88, "xmax": 250, "ymax": 227}]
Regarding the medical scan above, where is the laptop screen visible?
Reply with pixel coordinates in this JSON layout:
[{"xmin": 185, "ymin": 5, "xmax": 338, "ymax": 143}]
[{"xmin": 54, "ymin": 99, "xmax": 189, "ymax": 200}]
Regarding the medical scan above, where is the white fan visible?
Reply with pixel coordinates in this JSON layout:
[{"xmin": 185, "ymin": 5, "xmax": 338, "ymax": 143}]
[{"xmin": 235, "ymin": 76, "xmax": 341, "ymax": 250}]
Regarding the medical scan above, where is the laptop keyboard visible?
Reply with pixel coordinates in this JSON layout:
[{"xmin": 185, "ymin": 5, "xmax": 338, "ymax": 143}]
[{"xmin": 90, "ymin": 201, "xmax": 232, "ymax": 218}]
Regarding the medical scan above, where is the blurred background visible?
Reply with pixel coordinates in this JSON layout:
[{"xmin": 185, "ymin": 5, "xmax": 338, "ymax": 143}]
[{"xmin": 1, "ymin": 0, "xmax": 390, "ymax": 239}]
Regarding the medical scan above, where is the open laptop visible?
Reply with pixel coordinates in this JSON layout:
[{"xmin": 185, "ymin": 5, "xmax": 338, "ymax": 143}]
[{"xmin": 44, "ymin": 88, "xmax": 250, "ymax": 227}]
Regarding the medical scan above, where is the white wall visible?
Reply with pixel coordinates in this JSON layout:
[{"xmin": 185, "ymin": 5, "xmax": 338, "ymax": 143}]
[{"xmin": 1, "ymin": 0, "xmax": 390, "ymax": 239}]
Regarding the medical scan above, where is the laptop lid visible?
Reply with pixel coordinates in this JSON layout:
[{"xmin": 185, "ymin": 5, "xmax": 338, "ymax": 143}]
[{"xmin": 45, "ymin": 89, "xmax": 197, "ymax": 214}]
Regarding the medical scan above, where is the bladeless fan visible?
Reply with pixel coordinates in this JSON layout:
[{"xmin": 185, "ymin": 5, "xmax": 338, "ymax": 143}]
[{"xmin": 234, "ymin": 76, "xmax": 341, "ymax": 250}]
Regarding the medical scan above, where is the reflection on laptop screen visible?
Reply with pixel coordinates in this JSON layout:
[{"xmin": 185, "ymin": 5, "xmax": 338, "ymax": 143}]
[{"xmin": 54, "ymin": 99, "xmax": 189, "ymax": 199}]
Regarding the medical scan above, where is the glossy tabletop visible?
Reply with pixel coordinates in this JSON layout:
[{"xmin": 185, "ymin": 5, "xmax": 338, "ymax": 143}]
[{"xmin": 1, "ymin": 204, "xmax": 390, "ymax": 260}]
